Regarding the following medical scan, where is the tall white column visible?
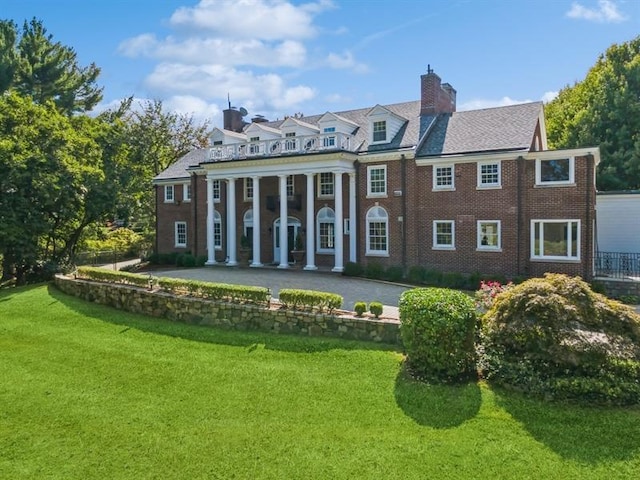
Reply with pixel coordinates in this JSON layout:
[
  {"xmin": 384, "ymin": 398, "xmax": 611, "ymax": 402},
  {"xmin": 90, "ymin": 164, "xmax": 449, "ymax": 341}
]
[
  {"xmin": 250, "ymin": 176, "xmax": 263, "ymax": 267},
  {"xmin": 205, "ymin": 178, "xmax": 216, "ymax": 265},
  {"xmin": 349, "ymin": 172, "xmax": 357, "ymax": 263},
  {"xmin": 304, "ymin": 172, "xmax": 317, "ymax": 270},
  {"xmin": 332, "ymin": 172, "xmax": 344, "ymax": 272},
  {"xmin": 277, "ymin": 174, "xmax": 289, "ymax": 268},
  {"xmin": 226, "ymin": 177, "xmax": 238, "ymax": 266}
]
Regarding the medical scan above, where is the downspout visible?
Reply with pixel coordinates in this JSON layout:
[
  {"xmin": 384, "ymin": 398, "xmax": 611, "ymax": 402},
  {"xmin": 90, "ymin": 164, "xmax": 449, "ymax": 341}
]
[
  {"xmin": 354, "ymin": 159, "xmax": 360, "ymax": 264},
  {"xmin": 401, "ymin": 154, "xmax": 407, "ymax": 271},
  {"xmin": 192, "ymin": 173, "xmax": 198, "ymax": 257},
  {"xmin": 154, "ymin": 185, "xmax": 159, "ymax": 255},
  {"xmin": 585, "ymin": 154, "xmax": 593, "ymax": 280},
  {"xmin": 516, "ymin": 156, "xmax": 524, "ymax": 276}
]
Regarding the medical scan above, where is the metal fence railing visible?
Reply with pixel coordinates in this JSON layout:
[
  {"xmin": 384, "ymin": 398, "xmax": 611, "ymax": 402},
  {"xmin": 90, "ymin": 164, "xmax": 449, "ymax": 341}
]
[
  {"xmin": 595, "ymin": 251, "xmax": 640, "ymax": 279},
  {"xmin": 73, "ymin": 251, "xmax": 126, "ymax": 270}
]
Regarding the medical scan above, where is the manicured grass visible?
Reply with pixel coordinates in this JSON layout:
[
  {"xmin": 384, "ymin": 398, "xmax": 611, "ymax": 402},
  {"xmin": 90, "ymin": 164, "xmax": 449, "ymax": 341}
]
[{"xmin": 2, "ymin": 284, "xmax": 640, "ymax": 479}]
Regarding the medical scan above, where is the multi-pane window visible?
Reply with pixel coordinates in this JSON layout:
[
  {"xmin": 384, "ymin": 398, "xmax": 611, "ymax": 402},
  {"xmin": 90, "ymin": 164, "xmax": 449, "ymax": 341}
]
[
  {"xmin": 536, "ymin": 158, "xmax": 574, "ymax": 185},
  {"xmin": 366, "ymin": 206, "xmax": 388, "ymax": 255},
  {"xmin": 433, "ymin": 221, "xmax": 455, "ymax": 249},
  {"xmin": 213, "ymin": 211, "xmax": 222, "ymax": 249},
  {"xmin": 212, "ymin": 180, "xmax": 221, "ymax": 202},
  {"xmin": 367, "ymin": 165, "xmax": 387, "ymax": 196},
  {"xmin": 532, "ymin": 220, "xmax": 580, "ymax": 260},
  {"xmin": 478, "ymin": 162, "xmax": 501, "ymax": 188},
  {"xmin": 318, "ymin": 172, "xmax": 334, "ymax": 197},
  {"xmin": 164, "ymin": 185, "xmax": 174, "ymax": 203},
  {"xmin": 286, "ymin": 175, "xmax": 294, "ymax": 198},
  {"xmin": 372, "ymin": 120, "xmax": 387, "ymax": 142},
  {"xmin": 244, "ymin": 177, "xmax": 253, "ymax": 201},
  {"xmin": 175, "ymin": 221, "xmax": 187, "ymax": 247},
  {"xmin": 284, "ymin": 132, "xmax": 296, "ymax": 151},
  {"xmin": 433, "ymin": 165, "xmax": 454, "ymax": 189},
  {"xmin": 249, "ymin": 136, "xmax": 260, "ymax": 154},
  {"xmin": 183, "ymin": 183, "xmax": 192, "ymax": 202},
  {"xmin": 317, "ymin": 207, "xmax": 335, "ymax": 252},
  {"xmin": 478, "ymin": 221, "xmax": 501, "ymax": 250},
  {"xmin": 323, "ymin": 127, "xmax": 336, "ymax": 147}
]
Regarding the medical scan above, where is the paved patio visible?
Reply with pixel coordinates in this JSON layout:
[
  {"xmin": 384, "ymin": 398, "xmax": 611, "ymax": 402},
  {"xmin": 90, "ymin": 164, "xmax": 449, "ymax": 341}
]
[{"xmin": 148, "ymin": 265, "xmax": 410, "ymax": 319}]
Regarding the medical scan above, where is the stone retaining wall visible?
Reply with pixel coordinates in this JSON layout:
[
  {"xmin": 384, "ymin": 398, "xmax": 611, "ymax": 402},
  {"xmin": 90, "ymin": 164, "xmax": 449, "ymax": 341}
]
[
  {"xmin": 54, "ymin": 275, "xmax": 401, "ymax": 345},
  {"xmin": 595, "ymin": 278, "xmax": 640, "ymax": 299}
]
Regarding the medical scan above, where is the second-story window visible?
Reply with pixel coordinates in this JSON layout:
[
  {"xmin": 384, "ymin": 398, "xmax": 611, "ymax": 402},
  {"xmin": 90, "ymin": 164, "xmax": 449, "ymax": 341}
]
[
  {"xmin": 287, "ymin": 175, "xmax": 294, "ymax": 198},
  {"xmin": 433, "ymin": 165, "xmax": 454, "ymax": 190},
  {"xmin": 318, "ymin": 172, "xmax": 334, "ymax": 197},
  {"xmin": 284, "ymin": 132, "xmax": 296, "ymax": 151},
  {"xmin": 164, "ymin": 185, "xmax": 174, "ymax": 203},
  {"xmin": 212, "ymin": 179, "xmax": 221, "ymax": 202},
  {"xmin": 478, "ymin": 161, "xmax": 501, "ymax": 188},
  {"xmin": 367, "ymin": 165, "xmax": 387, "ymax": 196},
  {"xmin": 183, "ymin": 183, "xmax": 192, "ymax": 202},
  {"xmin": 372, "ymin": 120, "xmax": 387, "ymax": 142},
  {"xmin": 323, "ymin": 127, "xmax": 336, "ymax": 147},
  {"xmin": 244, "ymin": 177, "xmax": 253, "ymax": 201},
  {"xmin": 536, "ymin": 158, "xmax": 574, "ymax": 185}
]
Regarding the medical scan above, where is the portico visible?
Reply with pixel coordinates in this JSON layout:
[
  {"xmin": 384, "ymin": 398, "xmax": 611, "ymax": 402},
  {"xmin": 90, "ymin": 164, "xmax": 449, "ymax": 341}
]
[{"xmin": 201, "ymin": 153, "xmax": 357, "ymax": 272}]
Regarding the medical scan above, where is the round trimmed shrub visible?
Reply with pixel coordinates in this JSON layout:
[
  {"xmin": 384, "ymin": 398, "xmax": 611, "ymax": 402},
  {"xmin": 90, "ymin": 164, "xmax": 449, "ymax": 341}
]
[
  {"xmin": 481, "ymin": 273, "xmax": 640, "ymax": 405},
  {"xmin": 354, "ymin": 301, "xmax": 367, "ymax": 317},
  {"xmin": 399, "ymin": 288, "xmax": 477, "ymax": 383},
  {"xmin": 369, "ymin": 301, "xmax": 383, "ymax": 318}
]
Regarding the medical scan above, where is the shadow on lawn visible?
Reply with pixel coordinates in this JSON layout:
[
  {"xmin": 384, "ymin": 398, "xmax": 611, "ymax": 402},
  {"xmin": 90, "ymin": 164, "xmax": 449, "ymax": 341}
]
[
  {"xmin": 494, "ymin": 387, "xmax": 640, "ymax": 464},
  {"xmin": 394, "ymin": 365, "xmax": 481, "ymax": 428},
  {"xmin": 47, "ymin": 285, "xmax": 400, "ymax": 355}
]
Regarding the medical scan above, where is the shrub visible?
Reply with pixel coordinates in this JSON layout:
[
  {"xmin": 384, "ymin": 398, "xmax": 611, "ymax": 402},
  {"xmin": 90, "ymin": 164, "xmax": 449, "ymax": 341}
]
[
  {"xmin": 399, "ymin": 288, "xmax": 477, "ymax": 383},
  {"xmin": 423, "ymin": 269, "xmax": 443, "ymax": 286},
  {"xmin": 441, "ymin": 272, "xmax": 467, "ymax": 289},
  {"xmin": 156, "ymin": 277, "xmax": 270, "ymax": 305},
  {"xmin": 196, "ymin": 255, "xmax": 207, "ymax": 267},
  {"xmin": 182, "ymin": 253, "xmax": 197, "ymax": 268},
  {"xmin": 278, "ymin": 289, "xmax": 343, "ymax": 313},
  {"xmin": 364, "ymin": 262, "xmax": 384, "ymax": 280},
  {"xmin": 369, "ymin": 301, "xmax": 383, "ymax": 318},
  {"xmin": 76, "ymin": 266, "xmax": 152, "ymax": 288},
  {"xmin": 619, "ymin": 294, "xmax": 640, "ymax": 305},
  {"xmin": 384, "ymin": 265, "xmax": 404, "ymax": 282},
  {"xmin": 465, "ymin": 272, "xmax": 482, "ymax": 291},
  {"xmin": 354, "ymin": 301, "xmax": 367, "ymax": 317},
  {"xmin": 475, "ymin": 280, "xmax": 513, "ymax": 313},
  {"xmin": 481, "ymin": 273, "xmax": 640, "ymax": 405},
  {"xmin": 343, "ymin": 262, "xmax": 364, "ymax": 277},
  {"xmin": 407, "ymin": 265, "xmax": 426, "ymax": 284}
]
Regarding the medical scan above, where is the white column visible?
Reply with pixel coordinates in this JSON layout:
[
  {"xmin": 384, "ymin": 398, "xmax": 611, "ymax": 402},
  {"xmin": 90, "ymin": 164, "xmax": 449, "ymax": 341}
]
[
  {"xmin": 277, "ymin": 174, "xmax": 289, "ymax": 268},
  {"xmin": 332, "ymin": 172, "xmax": 344, "ymax": 272},
  {"xmin": 205, "ymin": 178, "xmax": 216, "ymax": 265},
  {"xmin": 226, "ymin": 177, "xmax": 238, "ymax": 266},
  {"xmin": 349, "ymin": 172, "xmax": 357, "ymax": 263},
  {"xmin": 304, "ymin": 172, "xmax": 317, "ymax": 270},
  {"xmin": 250, "ymin": 176, "xmax": 263, "ymax": 267}
]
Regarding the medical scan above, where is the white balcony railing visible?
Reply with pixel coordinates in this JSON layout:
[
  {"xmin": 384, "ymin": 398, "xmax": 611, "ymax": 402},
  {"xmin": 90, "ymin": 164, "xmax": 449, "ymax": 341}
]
[{"xmin": 208, "ymin": 132, "xmax": 352, "ymax": 162}]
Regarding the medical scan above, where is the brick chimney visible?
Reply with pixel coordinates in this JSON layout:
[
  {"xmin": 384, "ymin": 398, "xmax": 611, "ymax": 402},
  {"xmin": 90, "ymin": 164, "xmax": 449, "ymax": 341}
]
[{"xmin": 420, "ymin": 65, "xmax": 456, "ymax": 116}]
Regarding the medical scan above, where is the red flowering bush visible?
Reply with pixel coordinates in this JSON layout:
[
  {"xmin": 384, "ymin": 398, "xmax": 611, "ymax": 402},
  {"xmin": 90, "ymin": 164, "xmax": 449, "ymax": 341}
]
[{"xmin": 475, "ymin": 280, "xmax": 513, "ymax": 313}]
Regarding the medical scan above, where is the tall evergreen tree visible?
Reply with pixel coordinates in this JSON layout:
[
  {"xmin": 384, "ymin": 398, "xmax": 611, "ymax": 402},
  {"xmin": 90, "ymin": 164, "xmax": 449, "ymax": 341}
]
[{"xmin": 545, "ymin": 36, "xmax": 640, "ymax": 191}]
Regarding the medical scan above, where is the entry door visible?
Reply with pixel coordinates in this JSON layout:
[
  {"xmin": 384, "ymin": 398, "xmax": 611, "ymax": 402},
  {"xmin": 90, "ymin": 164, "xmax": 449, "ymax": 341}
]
[{"xmin": 273, "ymin": 217, "xmax": 301, "ymax": 263}]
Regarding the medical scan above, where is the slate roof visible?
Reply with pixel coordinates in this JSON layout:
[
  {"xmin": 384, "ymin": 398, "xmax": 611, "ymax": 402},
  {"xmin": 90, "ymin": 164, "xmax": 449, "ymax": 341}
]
[
  {"xmin": 417, "ymin": 102, "xmax": 543, "ymax": 157},
  {"xmin": 154, "ymin": 100, "xmax": 542, "ymax": 181}
]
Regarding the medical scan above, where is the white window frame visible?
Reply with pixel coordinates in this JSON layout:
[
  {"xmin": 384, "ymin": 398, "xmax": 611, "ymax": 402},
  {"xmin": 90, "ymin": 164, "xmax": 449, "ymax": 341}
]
[
  {"xmin": 535, "ymin": 157, "xmax": 575, "ymax": 186},
  {"xmin": 477, "ymin": 161, "xmax": 501, "ymax": 189},
  {"xmin": 433, "ymin": 165, "xmax": 455, "ymax": 191},
  {"xmin": 317, "ymin": 172, "xmax": 334, "ymax": 198},
  {"xmin": 286, "ymin": 175, "xmax": 294, "ymax": 199},
  {"xmin": 212, "ymin": 180, "xmax": 221, "ymax": 203},
  {"xmin": 367, "ymin": 165, "xmax": 387, "ymax": 197},
  {"xmin": 183, "ymin": 183, "xmax": 191, "ymax": 202},
  {"xmin": 164, "ymin": 184, "xmax": 174, "ymax": 203},
  {"xmin": 244, "ymin": 177, "xmax": 253, "ymax": 201},
  {"xmin": 371, "ymin": 120, "xmax": 387, "ymax": 144},
  {"xmin": 213, "ymin": 211, "xmax": 222, "ymax": 250},
  {"xmin": 284, "ymin": 132, "xmax": 297, "ymax": 151},
  {"xmin": 477, "ymin": 220, "xmax": 501, "ymax": 251},
  {"xmin": 531, "ymin": 219, "xmax": 580, "ymax": 261},
  {"xmin": 366, "ymin": 206, "xmax": 389, "ymax": 256},
  {"xmin": 316, "ymin": 207, "xmax": 335, "ymax": 253},
  {"xmin": 175, "ymin": 221, "xmax": 187, "ymax": 248},
  {"xmin": 433, "ymin": 220, "xmax": 455, "ymax": 250}
]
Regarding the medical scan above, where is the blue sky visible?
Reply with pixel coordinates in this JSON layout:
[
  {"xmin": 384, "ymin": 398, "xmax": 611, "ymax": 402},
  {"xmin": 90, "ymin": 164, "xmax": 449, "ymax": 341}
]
[{"xmin": 2, "ymin": 0, "xmax": 638, "ymax": 126}]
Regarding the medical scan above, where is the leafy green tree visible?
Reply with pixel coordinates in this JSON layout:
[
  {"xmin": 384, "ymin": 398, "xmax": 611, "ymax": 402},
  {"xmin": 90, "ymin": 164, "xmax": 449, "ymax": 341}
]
[
  {"xmin": 0, "ymin": 93, "xmax": 108, "ymax": 282},
  {"xmin": 0, "ymin": 18, "xmax": 103, "ymax": 114},
  {"xmin": 545, "ymin": 36, "xmax": 640, "ymax": 191}
]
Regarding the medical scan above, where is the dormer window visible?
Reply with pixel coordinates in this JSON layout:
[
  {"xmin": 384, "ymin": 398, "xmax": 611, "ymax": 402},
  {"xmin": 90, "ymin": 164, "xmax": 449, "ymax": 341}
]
[
  {"xmin": 212, "ymin": 140, "xmax": 222, "ymax": 146},
  {"xmin": 284, "ymin": 132, "xmax": 296, "ymax": 151},
  {"xmin": 373, "ymin": 121, "xmax": 387, "ymax": 142},
  {"xmin": 323, "ymin": 127, "xmax": 336, "ymax": 147}
]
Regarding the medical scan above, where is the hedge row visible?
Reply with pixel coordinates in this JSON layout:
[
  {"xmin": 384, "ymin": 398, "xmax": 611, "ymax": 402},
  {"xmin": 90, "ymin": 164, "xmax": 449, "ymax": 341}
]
[
  {"xmin": 156, "ymin": 277, "xmax": 270, "ymax": 306},
  {"xmin": 278, "ymin": 288, "xmax": 343, "ymax": 313},
  {"xmin": 76, "ymin": 266, "xmax": 151, "ymax": 288}
]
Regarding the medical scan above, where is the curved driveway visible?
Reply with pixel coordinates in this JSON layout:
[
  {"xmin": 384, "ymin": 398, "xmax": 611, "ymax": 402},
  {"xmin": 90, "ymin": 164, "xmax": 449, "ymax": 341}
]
[{"xmin": 152, "ymin": 266, "xmax": 410, "ymax": 319}]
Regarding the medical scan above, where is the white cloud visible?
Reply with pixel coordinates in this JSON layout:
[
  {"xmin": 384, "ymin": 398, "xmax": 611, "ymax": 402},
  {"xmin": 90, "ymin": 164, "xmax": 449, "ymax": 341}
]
[
  {"xmin": 324, "ymin": 51, "xmax": 369, "ymax": 73},
  {"xmin": 541, "ymin": 91, "xmax": 559, "ymax": 103},
  {"xmin": 169, "ymin": 0, "xmax": 333, "ymax": 40},
  {"xmin": 118, "ymin": 34, "xmax": 158, "ymax": 58},
  {"xmin": 163, "ymin": 95, "xmax": 221, "ymax": 123},
  {"xmin": 458, "ymin": 96, "xmax": 533, "ymax": 111},
  {"xmin": 324, "ymin": 93, "xmax": 351, "ymax": 104},
  {"xmin": 566, "ymin": 0, "xmax": 627, "ymax": 23}
]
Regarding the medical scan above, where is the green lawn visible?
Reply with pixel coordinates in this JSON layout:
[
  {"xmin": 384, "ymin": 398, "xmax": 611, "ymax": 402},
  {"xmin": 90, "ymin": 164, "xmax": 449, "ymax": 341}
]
[{"xmin": 2, "ymin": 285, "xmax": 640, "ymax": 479}]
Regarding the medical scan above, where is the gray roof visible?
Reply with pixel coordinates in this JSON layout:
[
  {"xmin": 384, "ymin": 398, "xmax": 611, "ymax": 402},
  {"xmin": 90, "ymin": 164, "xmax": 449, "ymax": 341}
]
[
  {"xmin": 417, "ymin": 102, "xmax": 542, "ymax": 156},
  {"xmin": 156, "ymin": 100, "xmax": 542, "ymax": 180},
  {"xmin": 153, "ymin": 148, "xmax": 207, "ymax": 181}
]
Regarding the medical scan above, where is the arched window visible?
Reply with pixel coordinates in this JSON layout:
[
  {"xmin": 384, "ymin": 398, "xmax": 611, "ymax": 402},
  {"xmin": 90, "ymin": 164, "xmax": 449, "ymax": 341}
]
[
  {"xmin": 366, "ymin": 206, "xmax": 388, "ymax": 255},
  {"xmin": 316, "ymin": 207, "xmax": 335, "ymax": 253},
  {"xmin": 213, "ymin": 211, "xmax": 222, "ymax": 250},
  {"xmin": 243, "ymin": 209, "xmax": 253, "ymax": 242}
]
